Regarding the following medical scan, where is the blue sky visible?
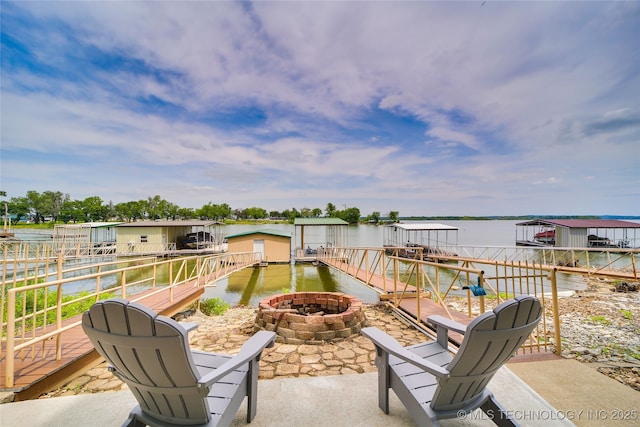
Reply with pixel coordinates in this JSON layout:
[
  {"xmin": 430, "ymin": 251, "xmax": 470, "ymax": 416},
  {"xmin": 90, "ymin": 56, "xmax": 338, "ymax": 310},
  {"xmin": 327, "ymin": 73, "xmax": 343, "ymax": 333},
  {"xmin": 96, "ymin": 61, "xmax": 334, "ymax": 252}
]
[{"xmin": 1, "ymin": 1, "xmax": 639, "ymax": 216}]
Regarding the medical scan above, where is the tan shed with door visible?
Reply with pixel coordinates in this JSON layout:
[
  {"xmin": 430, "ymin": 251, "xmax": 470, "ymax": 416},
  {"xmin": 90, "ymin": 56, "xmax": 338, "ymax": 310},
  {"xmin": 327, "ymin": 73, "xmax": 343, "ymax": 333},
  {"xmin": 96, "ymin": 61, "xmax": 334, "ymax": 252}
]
[{"xmin": 225, "ymin": 229, "xmax": 292, "ymax": 263}]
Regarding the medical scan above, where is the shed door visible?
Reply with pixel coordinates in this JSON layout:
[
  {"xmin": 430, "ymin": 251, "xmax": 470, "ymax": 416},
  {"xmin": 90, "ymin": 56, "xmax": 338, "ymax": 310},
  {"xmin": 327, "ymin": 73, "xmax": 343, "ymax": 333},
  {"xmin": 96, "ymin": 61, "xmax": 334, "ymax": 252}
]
[{"xmin": 253, "ymin": 239, "xmax": 265, "ymax": 260}]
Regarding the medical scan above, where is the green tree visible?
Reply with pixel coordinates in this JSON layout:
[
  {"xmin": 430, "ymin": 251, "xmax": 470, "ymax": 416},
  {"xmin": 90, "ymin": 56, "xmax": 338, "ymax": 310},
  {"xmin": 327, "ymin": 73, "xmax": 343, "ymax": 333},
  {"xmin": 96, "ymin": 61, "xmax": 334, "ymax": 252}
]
[
  {"xmin": 369, "ymin": 211, "xmax": 381, "ymax": 224},
  {"xmin": 105, "ymin": 200, "xmax": 117, "ymax": 220},
  {"xmin": 218, "ymin": 203, "xmax": 232, "ymax": 220},
  {"xmin": 80, "ymin": 196, "xmax": 108, "ymax": 221},
  {"xmin": 388, "ymin": 211, "xmax": 399, "ymax": 223},
  {"xmin": 177, "ymin": 207, "xmax": 196, "ymax": 219},
  {"xmin": 283, "ymin": 208, "xmax": 300, "ymax": 221},
  {"xmin": 198, "ymin": 203, "xmax": 232, "ymax": 221},
  {"xmin": 311, "ymin": 208, "xmax": 323, "ymax": 217},
  {"xmin": 114, "ymin": 200, "xmax": 145, "ymax": 222},
  {"xmin": 59, "ymin": 199, "xmax": 85, "ymax": 223},
  {"xmin": 325, "ymin": 203, "xmax": 336, "ymax": 217},
  {"xmin": 8, "ymin": 196, "xmax": 31, "ymax": 222},
  {"xmin": 246, "ymin": 207, "xmax": 267, "ymax": 219},
  {"xmin": 337, "ymin": 207, "xmax": 361, "ymax": 224},
  {"xmin": 164, "ymin": 201, "xmax": 179, "ymax": 220},
  {"xmin": 28, "ymin": 190, "xmax": 68, "ymax": 222},
  {"xmin": 145, "ymin": 195, "xmax": 163, "ymax": 220},
  {"xmin": 25, "ymin": 191, "xmax": 44, "ymax": 223}
]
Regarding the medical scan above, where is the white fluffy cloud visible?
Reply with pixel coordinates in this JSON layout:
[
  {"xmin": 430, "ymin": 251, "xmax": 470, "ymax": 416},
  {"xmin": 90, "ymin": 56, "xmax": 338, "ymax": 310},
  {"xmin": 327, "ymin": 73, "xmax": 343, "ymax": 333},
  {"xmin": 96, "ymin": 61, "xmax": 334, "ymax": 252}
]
[{"xmin": 2, "ymin": 1, "xmax": 638, "ymax": 215}]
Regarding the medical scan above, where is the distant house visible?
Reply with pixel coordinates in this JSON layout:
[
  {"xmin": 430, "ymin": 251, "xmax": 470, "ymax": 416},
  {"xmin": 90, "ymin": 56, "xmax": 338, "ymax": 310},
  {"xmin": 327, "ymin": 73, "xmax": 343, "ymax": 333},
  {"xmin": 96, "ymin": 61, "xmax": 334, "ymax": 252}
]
[
  {"xmin": 225, "ymin": 229, "xmax": 292, "ymax": 263},
  {"xmin": 116, "ymin": 220, "xmax": 223, "ymax": 254}
]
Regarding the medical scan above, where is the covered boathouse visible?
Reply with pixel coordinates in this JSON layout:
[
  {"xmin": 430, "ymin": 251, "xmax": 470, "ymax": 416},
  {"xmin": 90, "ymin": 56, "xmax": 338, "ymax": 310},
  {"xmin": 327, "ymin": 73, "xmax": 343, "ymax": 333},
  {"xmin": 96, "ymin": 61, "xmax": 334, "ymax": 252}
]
[
  {"xmin": 515, "ymin": 219, "xmax": 640, "ymax": 248},
  {"xmin": 382, "ymin": 222, "xmax": 459, "ymax": 260},
  {"xmin": 383, "ymin": 222, "xmax": 459, "ymax": 248},
  {"xmin": 116, "ymin": 220, "xmax": 224, "ymax": 254},
  {"xmin": 293, "ymin": 218, "xmax": 349, "ymax": 261}
]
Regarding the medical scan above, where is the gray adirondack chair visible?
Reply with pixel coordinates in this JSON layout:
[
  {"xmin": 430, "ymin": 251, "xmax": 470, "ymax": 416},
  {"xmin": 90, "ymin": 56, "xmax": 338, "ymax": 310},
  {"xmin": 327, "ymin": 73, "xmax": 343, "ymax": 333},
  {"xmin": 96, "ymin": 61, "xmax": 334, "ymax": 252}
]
[
  {"xmin": 82, "ymin": 298, "xmax": 276, "ymax": 427},
  {"xmin": 362, "ymin": 295, "xmax": 542, "ymax": 427}
]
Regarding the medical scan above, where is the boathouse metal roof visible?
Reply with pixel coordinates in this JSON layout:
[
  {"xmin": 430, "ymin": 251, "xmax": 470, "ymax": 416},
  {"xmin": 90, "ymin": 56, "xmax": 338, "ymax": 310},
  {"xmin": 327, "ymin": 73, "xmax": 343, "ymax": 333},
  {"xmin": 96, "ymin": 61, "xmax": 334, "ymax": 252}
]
[
  {"xmin": 117, "ymin": 220, "xmax": 222, "ymax": 227},
  {"xmin": 515, "ymin": 219, "xmax": 640, "ymax": 229},
  {"xmin": 225, "ymin": 229, "xmax": 291, "ymax": 239},
  {"xmin": 293, "ymin": 218, "xmax": 349, "ymax": 226},
  {"xmin": 387, "ymin": 223, "xmax": 459, "ymax": 231},
  {"xmin": 81, "ymin": 222, "xmax": 124, "ymax": 228}
]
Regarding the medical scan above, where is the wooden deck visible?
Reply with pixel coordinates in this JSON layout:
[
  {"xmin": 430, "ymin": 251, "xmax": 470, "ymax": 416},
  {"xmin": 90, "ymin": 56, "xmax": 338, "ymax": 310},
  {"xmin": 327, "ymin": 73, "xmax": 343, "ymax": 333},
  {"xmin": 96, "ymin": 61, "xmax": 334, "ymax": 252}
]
[{"xmin": 1, "ymin": 281, "xmax": 203, "ymax": 400}]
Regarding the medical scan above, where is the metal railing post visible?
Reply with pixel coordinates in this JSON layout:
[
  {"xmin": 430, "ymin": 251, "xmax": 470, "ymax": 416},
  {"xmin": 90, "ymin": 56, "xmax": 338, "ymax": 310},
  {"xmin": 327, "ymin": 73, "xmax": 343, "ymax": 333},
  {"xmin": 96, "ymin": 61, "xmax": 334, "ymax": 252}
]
[
  {"xmin": 55, "ymin": 250, "xmax": 64, "ymax": 359},
  {"xmin": 393, "ymin": 256, "xmax": 399, "ymax": 305},
  {"xmin": 56, "ymin": 283, "xmax": 63, "ymax": 359},
  {"xmin": 121, "ymin": 270, "xmax": 127, "ymax": 299},
  {"xmin": 5, "ymin": 290, "xmax": 16, "ymax": 387},
  {"xmin": 95, "ymin": 265, "xmax": 101, "ymax": 302},
  {"xmin": 550, "ymin": 268, "xmax": 562, "ymax": 355},
  {"xmin": 478, "ymin": 271, "xmax": 485, "ymax": 313}
]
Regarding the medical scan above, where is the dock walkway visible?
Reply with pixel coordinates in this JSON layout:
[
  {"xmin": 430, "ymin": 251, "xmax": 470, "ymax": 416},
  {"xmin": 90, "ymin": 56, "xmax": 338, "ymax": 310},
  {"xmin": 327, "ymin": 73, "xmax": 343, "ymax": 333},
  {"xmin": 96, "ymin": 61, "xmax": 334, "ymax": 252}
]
[
  {"xmin": 319, "ymin": 257, "xmax": 554, "ymax": 357},
  {"xmin": 320, "ymin": 258, "xmax": 472, "ymax": 340},
  {"xmin": 1, "ymin": 281, "xmax": 203, "ymax": 400}
]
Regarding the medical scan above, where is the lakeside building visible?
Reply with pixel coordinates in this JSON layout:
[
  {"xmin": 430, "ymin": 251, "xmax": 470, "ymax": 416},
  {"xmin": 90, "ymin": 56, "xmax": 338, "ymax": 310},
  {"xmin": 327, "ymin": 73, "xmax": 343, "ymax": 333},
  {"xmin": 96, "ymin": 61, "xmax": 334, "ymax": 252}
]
[
  {"xmin": 116, "ymin": 220, "xmax": 224, "ymax": 254},
  {"xmin": 53, "ymin": 222, "xmax": 123, "ymax": 246},
  {"xmin": 293, "ymin": 218, "xmax": 349, "ymax": 261},
  {"xmin": 225, "ymin": 229, "xmax": 292, "ymax": 263},
  {"xmin": 515, "ymin": 219, "xmax": 640, "ymax": 248}
]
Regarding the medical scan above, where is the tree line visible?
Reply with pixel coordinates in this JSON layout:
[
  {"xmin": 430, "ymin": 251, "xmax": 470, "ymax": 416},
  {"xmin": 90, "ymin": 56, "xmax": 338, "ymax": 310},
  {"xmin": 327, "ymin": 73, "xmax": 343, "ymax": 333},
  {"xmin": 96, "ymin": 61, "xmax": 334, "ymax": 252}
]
[{"xmin": 1, "ymin": 190, "xmax": 400, "ymax": 225}]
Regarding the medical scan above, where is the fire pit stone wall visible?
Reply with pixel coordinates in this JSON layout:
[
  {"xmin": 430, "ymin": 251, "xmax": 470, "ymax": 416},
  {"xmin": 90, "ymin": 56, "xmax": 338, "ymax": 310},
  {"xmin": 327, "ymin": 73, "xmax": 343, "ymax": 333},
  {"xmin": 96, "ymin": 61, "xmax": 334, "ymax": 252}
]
[{"xmin": 254, "ymin": 292, "xmax": 367, "ymax": 344}]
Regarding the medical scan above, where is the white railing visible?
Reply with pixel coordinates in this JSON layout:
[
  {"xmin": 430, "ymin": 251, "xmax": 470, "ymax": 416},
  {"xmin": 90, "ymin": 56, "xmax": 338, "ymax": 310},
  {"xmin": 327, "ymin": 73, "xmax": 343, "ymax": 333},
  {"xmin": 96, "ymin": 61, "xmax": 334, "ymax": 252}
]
[
  {"xmin": 319, "ymin": 245, "xmax": 639, "ymax": 356},
  {"xmin": 1, "ymin": 249, "xmax": 261, "ymax": 387}
]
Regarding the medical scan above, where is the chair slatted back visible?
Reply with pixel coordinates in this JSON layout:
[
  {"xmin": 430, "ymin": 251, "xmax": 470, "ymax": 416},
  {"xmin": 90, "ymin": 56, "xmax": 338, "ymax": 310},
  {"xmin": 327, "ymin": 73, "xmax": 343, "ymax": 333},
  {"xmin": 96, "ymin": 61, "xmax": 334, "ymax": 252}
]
[
  {"xmin": 82, "ymin": 299, "xmax": 210, "ymax": 425},
  {"xmin": 431, "ymin": 295, "xmax": 542, "ymax": 411}
]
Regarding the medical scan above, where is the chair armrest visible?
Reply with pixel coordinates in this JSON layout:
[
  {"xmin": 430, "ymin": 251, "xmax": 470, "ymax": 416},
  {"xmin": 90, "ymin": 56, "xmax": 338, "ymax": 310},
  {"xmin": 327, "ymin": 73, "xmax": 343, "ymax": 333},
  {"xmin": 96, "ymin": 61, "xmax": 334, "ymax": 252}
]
[
  {"xmin": 198, "ymin": 331, "xmax": 276, "ymax": 388},
  {"xmin": 427, "ymin": 315, "xmax": 467, "ymax": 348},
  {"xmin": 427, "ymin": 315, "xmax": 467, "ymax": 335},
  {"xmin": 179, "ymin": 322, "xmax": 199, "ymax": 333},
  {"xmin": 361, "ymin": 327, "xmax": 449, "ymax": 378}
]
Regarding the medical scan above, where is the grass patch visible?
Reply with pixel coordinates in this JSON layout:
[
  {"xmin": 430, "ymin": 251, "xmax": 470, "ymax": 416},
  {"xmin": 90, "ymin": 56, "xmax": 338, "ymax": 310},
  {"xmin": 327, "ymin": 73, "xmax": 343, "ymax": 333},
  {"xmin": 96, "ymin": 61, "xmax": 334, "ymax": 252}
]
[
  {"xmin": 588, "ymin": 315, "xmax": 611, "ymax": 325},
  {"xmin": 621, "ymin": 309, "xmax": 633, "ymax": 320},
  {"xmin": 200, "ymin": 297, "xmax": 230, "ymax": 316},
  {"xmin": 4, "ymin": 289, "xmax": 115, "ymax": 333}
]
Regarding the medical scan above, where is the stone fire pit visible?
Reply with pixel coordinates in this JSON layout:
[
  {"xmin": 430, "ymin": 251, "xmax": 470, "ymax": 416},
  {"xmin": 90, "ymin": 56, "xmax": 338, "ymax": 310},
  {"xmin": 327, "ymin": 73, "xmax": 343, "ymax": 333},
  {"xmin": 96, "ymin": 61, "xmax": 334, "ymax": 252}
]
[{"xmin": 254, "ymin": 292, "xmax": 367, "ymax": 344}]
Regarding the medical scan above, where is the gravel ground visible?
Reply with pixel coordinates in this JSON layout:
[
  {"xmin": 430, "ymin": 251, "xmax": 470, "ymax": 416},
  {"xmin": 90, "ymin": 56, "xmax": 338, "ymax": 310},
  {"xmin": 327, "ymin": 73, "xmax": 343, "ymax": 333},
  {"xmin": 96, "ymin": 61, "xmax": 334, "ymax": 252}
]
[{"xmin": 551, "ymin": 278, "xmax": 640, "ymax": 392}]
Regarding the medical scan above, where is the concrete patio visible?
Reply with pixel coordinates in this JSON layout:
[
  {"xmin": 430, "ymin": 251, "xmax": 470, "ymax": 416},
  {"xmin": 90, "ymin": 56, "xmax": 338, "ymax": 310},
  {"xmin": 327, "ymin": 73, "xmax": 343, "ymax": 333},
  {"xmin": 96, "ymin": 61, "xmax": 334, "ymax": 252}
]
[{"xmin": 1, "ymin": 366, "xmax": 572, "ymax": 427}]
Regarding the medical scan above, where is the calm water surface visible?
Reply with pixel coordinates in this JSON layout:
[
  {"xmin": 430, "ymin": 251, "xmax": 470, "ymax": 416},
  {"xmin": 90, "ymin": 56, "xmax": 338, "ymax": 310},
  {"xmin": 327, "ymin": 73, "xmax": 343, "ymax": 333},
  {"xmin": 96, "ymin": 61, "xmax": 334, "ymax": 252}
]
[{"xmin": 202, "ymin": 263, "xmax": 381, "ymax": 306}]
